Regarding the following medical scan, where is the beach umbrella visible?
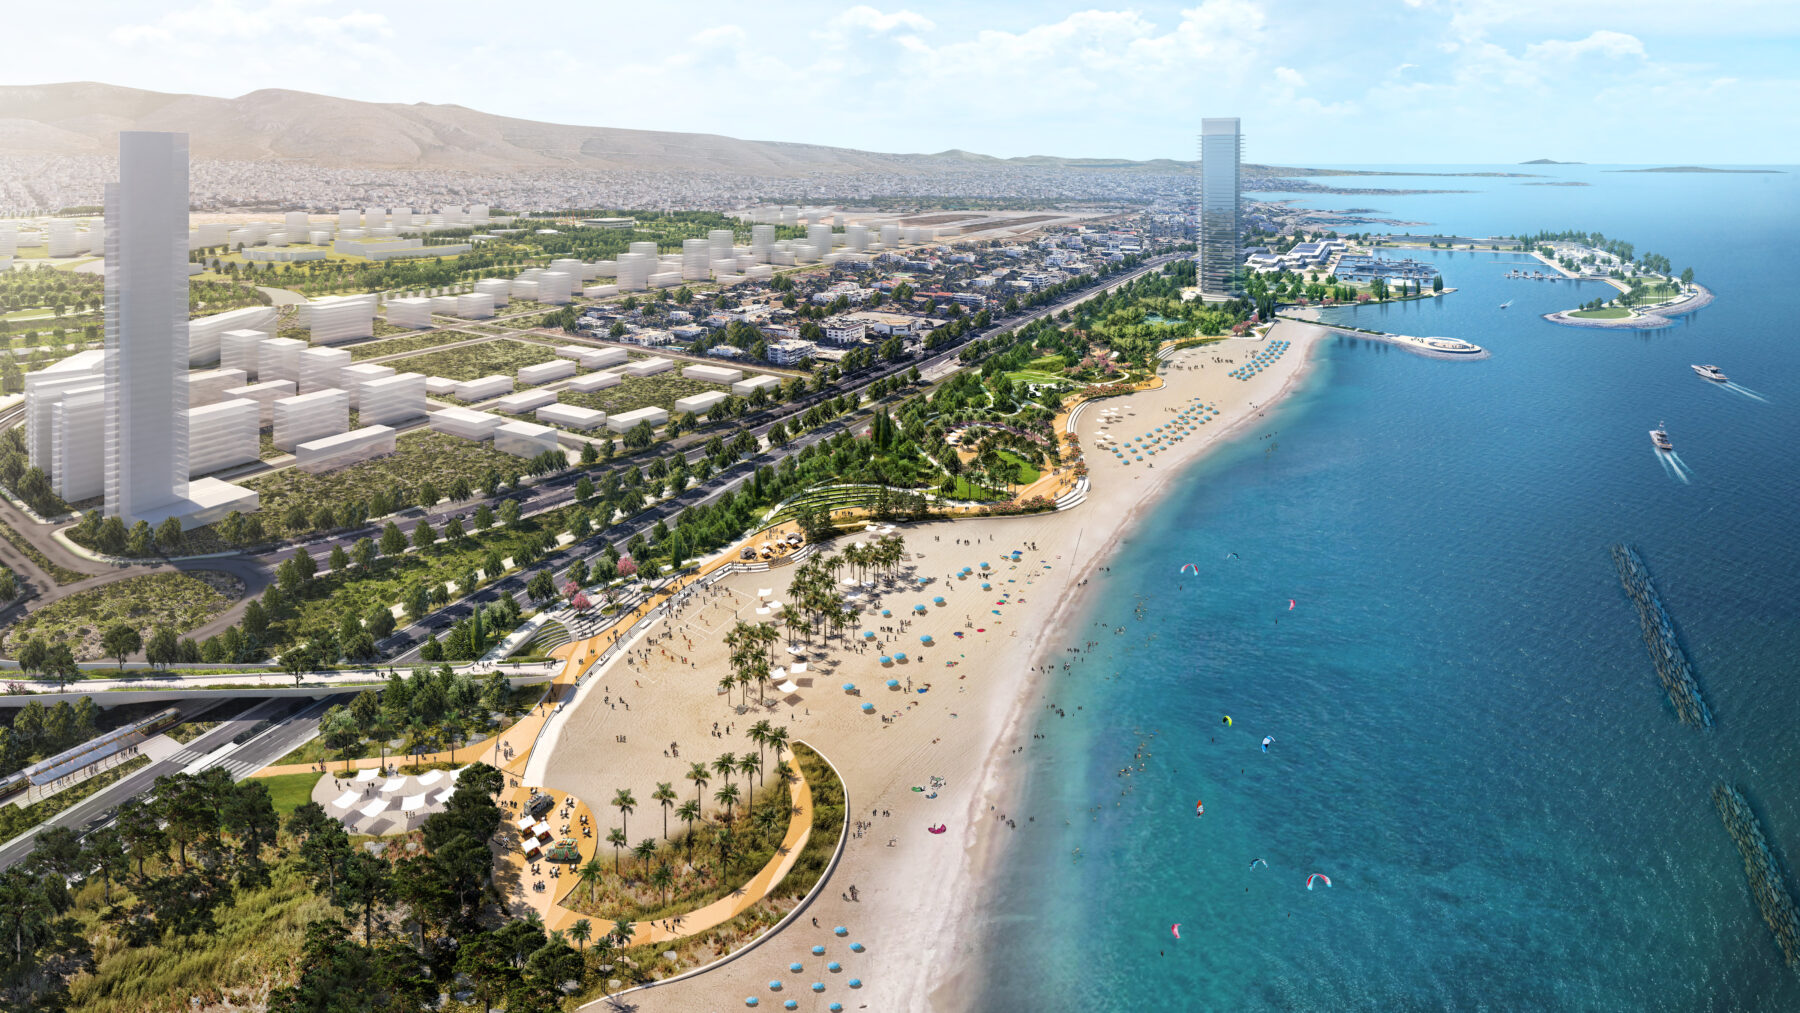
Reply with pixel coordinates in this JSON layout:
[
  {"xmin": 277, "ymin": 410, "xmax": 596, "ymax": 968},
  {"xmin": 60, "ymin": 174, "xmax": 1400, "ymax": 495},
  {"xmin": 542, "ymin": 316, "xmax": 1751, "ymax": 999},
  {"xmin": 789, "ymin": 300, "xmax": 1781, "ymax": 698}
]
[
  {"xmin": 784, "ymin": 1002, "xmax": 798, "ymax": 1011},
  {"xmin": 881, "ymin": 609, "xmax": 892, "ymax": 617},
  {"xmin": 861, "ymin": 702, "xmax": 875, "ymax": 713},
  {"xmin": 879, "ymin": 656, "xmax": 892, "ymax": 665},
  {"xmin": 932, "ymin": 596, "xmax": 944, "ymax": 604},
  {"xmin": 920, "ymin": 634, "xmax": 933, "ymax": 644},
  {"xmin": 980, "ymin": 583, "xmax": 991, "ymax": 590},
  {"xmin": 812, "ymin": 983, "xmax": 826, "ymax": 993},
  {"xmin": 769, "ymin": 981, "xmax": 783, "ymax": 991},
  {"xmin": 895, "ymin": 652, "xmax": 907, "ymax": 661},
  {"xmin": 849, "ymin": 942, "xmax": 865, "ymax": 952},
  {"xmin": 831, "ymin": 1004, "xmax": 844, "ymax": 1012},
  {"xmin": 886, "ymin": 678, "xmax": 900, "ymax": 688},
  {"xmin": 790, "ymin": 963, "xmax": 804, "ymax": 972},
  {"xmin": 842, "ymin": 683, "xmax": 855, "ymax": 692},
  {"xmin": 828, "ymin": 962, "xmax": 842, "ymax": 972},
  {"xmin": 812, "ymin": 946, "xmax": 826, "ymax": 955},
  {"xmin": 745, "ymin": 1000, "xmax": 759, "ymax": 1008},
  {"xmin": 849, "ymin": 979, "xmax": 863, "ymax": 988},
  {"xmin": 863, "ymin": 631, "xmax": 876, "ymax": 640},
  {"xmin": 834, "ymin": 926, "xmax": 848, "ymax": 936},
  {"xmin": 914, "ymin": 604, "xmax": 927, "ymax": 613},
  {"xmin": 980, "ymin": 562, "xmax": 990, "ymax": 569}
]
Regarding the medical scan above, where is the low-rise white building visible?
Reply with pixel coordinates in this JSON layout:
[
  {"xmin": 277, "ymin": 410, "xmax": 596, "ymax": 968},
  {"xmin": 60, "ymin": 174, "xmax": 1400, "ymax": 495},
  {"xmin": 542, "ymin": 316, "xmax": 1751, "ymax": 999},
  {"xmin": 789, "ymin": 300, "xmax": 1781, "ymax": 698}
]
[
  {"xmin": 517, "ymin": 359, "xmax": 577, "ymax": 386},
  {"xmin": 732, "ymin": 374, "xmax": 782, "ymax": 397},
  {"xmin": 453, "ymin": 375, "xmax": 513, "ymax": 402},
  {"xmin": 258, "ymin": 337, "xmax": 307, "ymax": 384},
  {"xmin": 474, "ymin": 278, "xmax": 511, "ymax": 307},
  {"xmin": 765, "ymin": 339, "xmax": 816, "ymax": 366},
  {"xmin": 296, "ymin": 426, "xmax": 397, "ymax": 473},
  {"xmin": 554, "ymin": 345, "xmax": 627, "ymax": 369},
  {"xmin": 456, "ymin": 292, "xmax": 495, "ymax": 319},
  {"xmin": 494, "ymin": 421, "xmax": 561, "ymax": 458},
  {"xmin": 567, "ymin": 371, "xmax": 622, "ymax": 392},
  {"xmin": 536, "ymin": 403, "xmax": 607, "ymax": 430},
  {"xmin": 681, "ymin": 363, "xmax": 743, "ymax": 384},
  {"xmin": 386, "ymin": 297, "xmax": 434, "ymax": 329},
  {"xmin": 339, "ymin": 363, "xmax": 397, "ymax": 408},
  {"xmin": 425, "ymin": 376, "xmax": 459, "ymax": 397},
  {"xmin": 674, "ymin": 391, "xmax": 729, "ymax": 416},
  {"xmin": 624, "ymin": 356, "xmax": 674, "ymax": 377},
  {"xmin": 186, "ymin": 398, "xmax": 260, "ymax": 476},
  {"xmin": 429, "ymin": 406, "xmax": 507, "ymax": 441},
  {"xmin": 302, "ymin": 295, "xmax": 377, "ymax": 345},
  {"xmin": 494, "ymin": 388, "xmax": 558, "ymax": 414},
  {"xmin": 219, "ymin": 329, "xmax": 267, "ymax": 378},
  {"xmin": 606, "ymin": 406, "xmax": 669, "ymax": 432},
  {"xmin": 272, "ymin": 388, "xmax": 349, "ymax": 452}
]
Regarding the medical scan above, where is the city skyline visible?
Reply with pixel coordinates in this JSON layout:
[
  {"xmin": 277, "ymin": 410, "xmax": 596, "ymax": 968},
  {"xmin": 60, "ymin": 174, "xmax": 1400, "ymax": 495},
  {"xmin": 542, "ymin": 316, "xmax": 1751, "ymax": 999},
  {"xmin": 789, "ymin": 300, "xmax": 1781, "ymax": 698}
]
[{"xmin": 0, "ymin": 0, "xmax": 1795, "ymax": 165}]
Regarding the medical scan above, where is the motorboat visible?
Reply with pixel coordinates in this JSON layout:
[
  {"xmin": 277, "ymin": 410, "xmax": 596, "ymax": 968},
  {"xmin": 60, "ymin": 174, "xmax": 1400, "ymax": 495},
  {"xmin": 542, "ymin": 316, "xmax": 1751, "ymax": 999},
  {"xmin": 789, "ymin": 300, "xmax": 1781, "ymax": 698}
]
[
  {"xmin": 1691, "ymin": 364, "xmax": 1728, "ymax": 382},
  {"xmin": 1650, "ymin": 424, "xmax": 1673, "ymax": 452},
  {"xmin": 1499, "ymin": 299, "xmax": 1513, "ymax": 309}
]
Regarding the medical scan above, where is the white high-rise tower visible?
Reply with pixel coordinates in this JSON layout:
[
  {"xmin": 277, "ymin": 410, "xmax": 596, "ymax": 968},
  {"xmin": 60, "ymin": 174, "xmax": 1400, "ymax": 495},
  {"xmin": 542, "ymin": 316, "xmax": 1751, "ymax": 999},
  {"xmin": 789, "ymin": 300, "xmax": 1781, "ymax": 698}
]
[
  {"xmin": 103, "ymin": 131, "xmax": 190, "ymax": 522},
  {"xmin": 102, "ymin": 132, "xmax": 258, "ymax": 528}
]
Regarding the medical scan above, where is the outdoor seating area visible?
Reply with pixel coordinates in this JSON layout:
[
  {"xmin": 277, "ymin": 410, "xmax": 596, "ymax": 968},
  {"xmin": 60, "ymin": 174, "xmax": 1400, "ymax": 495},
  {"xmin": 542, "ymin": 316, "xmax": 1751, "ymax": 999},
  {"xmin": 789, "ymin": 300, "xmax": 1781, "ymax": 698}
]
[{"xmin": 319, "ymin": 765, "xmax": 469, "ymax": 835}]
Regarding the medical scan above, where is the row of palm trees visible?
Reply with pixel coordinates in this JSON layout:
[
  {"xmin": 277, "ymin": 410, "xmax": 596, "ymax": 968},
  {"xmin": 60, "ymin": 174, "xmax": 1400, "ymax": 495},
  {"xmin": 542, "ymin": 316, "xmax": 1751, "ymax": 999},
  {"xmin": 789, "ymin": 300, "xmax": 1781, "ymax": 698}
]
[
  {"xmin": 578, "ymin": 722, "xmax": 794, "ymax": 911},
  {"xmin": 722, "ymin": 620, "xmax": 781, "ymax": 707},
  {"xmin": 778, "ymin": 533, "xmax": 911, "ymax": 654}
]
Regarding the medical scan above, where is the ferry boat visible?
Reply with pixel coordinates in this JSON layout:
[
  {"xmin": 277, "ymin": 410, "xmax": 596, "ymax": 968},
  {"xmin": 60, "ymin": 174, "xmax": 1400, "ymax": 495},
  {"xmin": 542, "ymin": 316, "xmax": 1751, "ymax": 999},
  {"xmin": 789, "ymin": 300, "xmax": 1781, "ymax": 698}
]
[
  {"xmin": 1691, "ymin": 364, "xmax": 1728, "ymax": 382},
  {"xmin": 1650, "ymin": 423, "xmax": 1673, "ymax": 452}
]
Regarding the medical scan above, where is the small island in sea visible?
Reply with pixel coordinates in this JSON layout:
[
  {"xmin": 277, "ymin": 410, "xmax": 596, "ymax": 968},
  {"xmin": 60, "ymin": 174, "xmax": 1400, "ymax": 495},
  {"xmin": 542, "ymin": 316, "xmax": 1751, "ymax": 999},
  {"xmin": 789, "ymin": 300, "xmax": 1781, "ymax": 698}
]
[
  {"xmin": 1607, "ymin": 166, "xmax": 1785, "ymax": 174},
  {"xmin": 1525, "ymin": 181, "xmax": 1591, "ymax": 186},
  {"xmin": 1520, "ymin": 158, "xmax": 1585, "ymax": 164}
]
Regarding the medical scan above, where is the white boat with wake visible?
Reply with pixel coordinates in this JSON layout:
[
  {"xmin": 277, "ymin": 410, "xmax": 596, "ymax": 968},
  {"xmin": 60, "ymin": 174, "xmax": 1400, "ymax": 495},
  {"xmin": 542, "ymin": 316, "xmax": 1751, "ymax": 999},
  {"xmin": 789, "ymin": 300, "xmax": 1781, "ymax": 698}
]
[{"xmin": 1691, "ymin": 364, "xmax": 1728, "ymax": 382}]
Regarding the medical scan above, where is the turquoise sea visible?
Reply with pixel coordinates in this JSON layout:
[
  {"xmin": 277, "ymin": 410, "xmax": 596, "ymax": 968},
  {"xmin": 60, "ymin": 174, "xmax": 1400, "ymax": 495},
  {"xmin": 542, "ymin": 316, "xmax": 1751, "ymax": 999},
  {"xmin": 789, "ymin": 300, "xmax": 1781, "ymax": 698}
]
[{"xmin": 972, "ymin": 165, "xmax": 1800, "ymax": 1010}]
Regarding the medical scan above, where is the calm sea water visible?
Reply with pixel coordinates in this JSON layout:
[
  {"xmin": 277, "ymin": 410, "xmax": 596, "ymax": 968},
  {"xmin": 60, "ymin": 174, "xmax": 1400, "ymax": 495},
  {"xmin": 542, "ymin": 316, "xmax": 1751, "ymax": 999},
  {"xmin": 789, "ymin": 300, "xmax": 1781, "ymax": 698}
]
[{"xmin": 972, "ymin": 165, "xmax": 1800, "ymax": 1010}]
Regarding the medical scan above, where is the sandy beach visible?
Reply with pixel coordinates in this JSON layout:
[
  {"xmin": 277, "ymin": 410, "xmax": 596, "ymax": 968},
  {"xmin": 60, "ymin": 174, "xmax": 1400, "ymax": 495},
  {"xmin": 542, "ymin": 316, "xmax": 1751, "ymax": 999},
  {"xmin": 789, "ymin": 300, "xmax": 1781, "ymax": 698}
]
[{"xmin": 523, "ymin": 318, "xmax": 1330, "ymax": 1011}]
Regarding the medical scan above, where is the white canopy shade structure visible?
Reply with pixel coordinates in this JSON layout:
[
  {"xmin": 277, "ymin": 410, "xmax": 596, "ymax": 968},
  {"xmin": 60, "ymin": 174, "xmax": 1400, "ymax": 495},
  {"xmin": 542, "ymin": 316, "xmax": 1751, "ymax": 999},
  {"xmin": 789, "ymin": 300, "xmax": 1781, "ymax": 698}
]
[
  {"xmin": 771, "ymin": 666, "xmax": 786, "ymax": 680},
  {"xmin": 450, "ymin": 766, "xmax": 468, "ymax": 781},
  {"xmin": 516, "ymin": 815, "xmax": 535, "ymax": 833},
  {"xmin": 401, "ymin": 794, "xmax": 430, "ymax": 813},
  {"xmin": 768, "ymin": 601, "xmax": 784, "ymax": 611},
  {"xmin": 331, "ymin": 791, "xmax": 360, "ymax": 810},
  {"xmin": 790, "ymin": 662, "xmax": 809, "ymax": 674},
  {"xmin": 381, "ymin": 778, "xmax": 405, "ymax": 793},
  {"xmin": 356, "ymin": 768, "xmax": 382, "ymax": 782},
  {"xmin": 758, "ymin": 588, "xmax": 773, "ymax": 598},
  {"xmin": 786, "ymin": 646, "xmax": 805, "ymax": 656},
  {"xmin": 416, "ymin": 769, "xmax": 445, "ymax": 787},
  {"xmin": 756, "ymin": 607, "xmax": 770, "ymax": 616},
  {"xmin": 359, "ymin": 799, "xmax": 390, "ymax": 819},
  {"xmin": 776, "ymin": 680, "xmax": 799, "ymax": 693}
]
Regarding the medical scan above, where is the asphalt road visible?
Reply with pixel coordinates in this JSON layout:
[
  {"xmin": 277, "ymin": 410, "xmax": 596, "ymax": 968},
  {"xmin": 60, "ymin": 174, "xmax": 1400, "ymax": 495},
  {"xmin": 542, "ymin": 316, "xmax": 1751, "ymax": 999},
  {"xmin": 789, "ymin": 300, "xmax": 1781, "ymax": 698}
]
[{"xmin": 0, "ymin": 695, "xmax": 327, "ymax": 871}]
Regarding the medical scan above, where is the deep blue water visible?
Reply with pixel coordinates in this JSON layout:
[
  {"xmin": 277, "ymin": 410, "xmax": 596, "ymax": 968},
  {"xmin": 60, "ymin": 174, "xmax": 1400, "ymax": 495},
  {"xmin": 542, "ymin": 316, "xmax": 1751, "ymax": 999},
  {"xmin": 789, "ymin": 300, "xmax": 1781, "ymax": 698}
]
[{"xmin": 973, "ymin": 165, "xmax": 1800, "ymax": 1010}]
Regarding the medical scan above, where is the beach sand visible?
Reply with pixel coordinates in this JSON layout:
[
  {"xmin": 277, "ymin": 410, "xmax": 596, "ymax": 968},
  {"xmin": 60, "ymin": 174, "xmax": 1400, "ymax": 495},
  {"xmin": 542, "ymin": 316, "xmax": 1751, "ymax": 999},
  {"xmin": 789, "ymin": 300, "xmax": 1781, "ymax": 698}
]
[{"xmin": 524, "ymin": 319, "xmax": 1329, "ymax": 1011}]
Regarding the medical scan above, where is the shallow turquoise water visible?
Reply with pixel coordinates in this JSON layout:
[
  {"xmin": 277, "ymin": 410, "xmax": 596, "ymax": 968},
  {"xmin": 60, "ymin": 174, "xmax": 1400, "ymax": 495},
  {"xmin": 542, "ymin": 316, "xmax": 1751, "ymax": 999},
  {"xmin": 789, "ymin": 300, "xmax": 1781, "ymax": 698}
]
[{"xmin": 972, "ymin": 166, "xmax": 1800, "ymax": 1010}]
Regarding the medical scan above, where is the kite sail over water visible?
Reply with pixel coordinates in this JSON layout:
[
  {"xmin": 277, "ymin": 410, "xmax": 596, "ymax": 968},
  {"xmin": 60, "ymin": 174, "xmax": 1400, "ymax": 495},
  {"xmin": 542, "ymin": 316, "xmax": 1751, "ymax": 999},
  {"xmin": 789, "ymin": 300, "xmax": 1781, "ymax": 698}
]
[
  {"xmin": 1179, "ymin": 563, "xmax": 1200, "ymax": 574},
  {"xmin": 1171, "ymin": 924, "xmax": 1182, "ymax": 940},
  {"xmin": 1307, "ymin": 874, "xmax": 1332, "ymax": 891}
]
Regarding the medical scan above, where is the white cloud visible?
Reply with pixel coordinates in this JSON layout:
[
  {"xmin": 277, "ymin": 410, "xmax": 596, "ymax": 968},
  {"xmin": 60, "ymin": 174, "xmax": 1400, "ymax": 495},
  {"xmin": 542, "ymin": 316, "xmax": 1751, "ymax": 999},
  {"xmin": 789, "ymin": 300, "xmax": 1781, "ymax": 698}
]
[{"xmin": 1275, "ymin": 66, "xmax": 1306, "ymax": 87}]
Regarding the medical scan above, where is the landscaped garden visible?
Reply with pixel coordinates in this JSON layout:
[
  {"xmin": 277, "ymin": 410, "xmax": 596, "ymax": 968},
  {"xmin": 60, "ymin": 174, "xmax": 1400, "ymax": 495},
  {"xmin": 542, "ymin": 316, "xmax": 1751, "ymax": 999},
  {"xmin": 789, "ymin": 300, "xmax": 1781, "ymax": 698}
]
[
  {"xmin": 244, "ymin": 430, "xmax": 527, "ymax": 524},
  {"xmin": 558, "ymin": 374, "xmax": 729, "ymax": 416},
  {"xmin": 1570, "ymin": 306, "xmax": 1632, "ymax": 319},
  {"xmin": 2, "ymin": 571, "xmax": 244, "ymax": 661},
  {"xmin": 383, "ymin": 336, "xmax": 562, "ymax": 381}
]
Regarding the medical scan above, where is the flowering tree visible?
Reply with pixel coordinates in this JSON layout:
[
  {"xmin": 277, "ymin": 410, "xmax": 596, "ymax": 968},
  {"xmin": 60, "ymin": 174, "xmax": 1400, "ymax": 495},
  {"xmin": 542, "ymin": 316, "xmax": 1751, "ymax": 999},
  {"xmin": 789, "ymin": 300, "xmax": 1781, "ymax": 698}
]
[
  {"xmin": 562, "ymin": 579, "xmax": 580, "ymax": 598},
  {"xmin": 571, "ymin": 592, "xmax": 591, "ymax": 612},
  {"xmin": 617, "ymin": 556, "xmax": 638, "ymax": 578}
]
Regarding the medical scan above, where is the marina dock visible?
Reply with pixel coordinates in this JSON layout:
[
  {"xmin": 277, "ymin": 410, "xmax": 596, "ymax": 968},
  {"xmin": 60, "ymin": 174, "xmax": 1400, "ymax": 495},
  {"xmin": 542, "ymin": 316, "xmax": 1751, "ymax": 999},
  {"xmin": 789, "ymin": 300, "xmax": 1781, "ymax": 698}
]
[
  {"xmin": 1609, "ymin": 543, "xmax": 1711, "ymax": 727},
  {"xmin": 1712, "ymin": 782, "xmax": 1800, "ymax": 967}
]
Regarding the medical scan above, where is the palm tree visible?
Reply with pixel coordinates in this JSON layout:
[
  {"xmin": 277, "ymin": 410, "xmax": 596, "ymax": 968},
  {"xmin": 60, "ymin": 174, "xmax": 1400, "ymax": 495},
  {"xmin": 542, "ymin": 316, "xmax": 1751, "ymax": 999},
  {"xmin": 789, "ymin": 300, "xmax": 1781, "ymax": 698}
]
[
  {"xmin": 711, "ymin": 753, "xmax": 736, "ymax": 805},
  {"xmin": 685, "ymin": 762, "xmax": 710, "ymax": 808},
  {"xmin": 652, "ymin": 782, "xmax": 677, "ymax": 840},
  {"xmin": 738, "ymin": 751, "xmax": 761, "ymax": 796},
  {"xmin": 765, "ymin": 725, "xmax": 790, "ymax": 768},
  {"xmin": 650, "ymin": 862, "xmax": 674, "ymax": 907},
  {"xmin": 569, "ymin": 918, "xmax": 592, "ymax": 953},
  {"xmin": 610, "ymin": 918, "xmax": 635, "ymax": 953},
  {"xmin": 747, "ymin": 720, "xmax": 771, "ymax": 776},
  {"xmin": 578, "ymin": 858, "xmax": 606, "ymax": 903},
  {"xmin": 611, "ymin": 788, "xmax": 637, "ymax": 840},
  {"xmin": 675, "ymin": 800, "xmax": 702, "ymax": 858},
  {"xmin": 632, "ymin": 838, "xmax": 656, "ymax": 872},
  {"xmin": 752, "ymin": 802, "xmax": 783, "ymax": 846},
  {"xmin": 714, "ymin": 824, "xmax": 737, "ymax": 875},
  {"xmin": 713, "ymin": 782, "xmax": 741, "ymax": 820},
  {"xmin": 606, "ymin": 827, "xmax": 627, "ymax": 874},
  {"xmin": 716, "ymin": 671, "xmax": 736, "ymax": 707}
]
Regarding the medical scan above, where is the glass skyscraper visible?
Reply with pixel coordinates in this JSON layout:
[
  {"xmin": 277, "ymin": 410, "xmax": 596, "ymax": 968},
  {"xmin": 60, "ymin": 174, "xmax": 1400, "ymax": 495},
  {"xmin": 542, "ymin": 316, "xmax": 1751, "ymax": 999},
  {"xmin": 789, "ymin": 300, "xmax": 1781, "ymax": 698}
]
[{"xmin": 1199, "ymin": 117, "xmax": 1242, "ymax": 296}]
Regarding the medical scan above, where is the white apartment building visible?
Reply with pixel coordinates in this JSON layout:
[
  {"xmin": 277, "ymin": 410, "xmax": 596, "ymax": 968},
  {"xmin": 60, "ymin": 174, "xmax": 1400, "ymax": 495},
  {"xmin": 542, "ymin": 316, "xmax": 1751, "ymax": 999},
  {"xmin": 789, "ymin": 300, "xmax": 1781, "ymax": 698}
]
[
  {"xmin": 272, "ymin": 388, "xmax": 349, "ymax": 452},
  {"xmin": 221, "ymin": 379, "xmax": 297, "ymax": 425},
  {"xmin": 186, "ymin": 398, "xmax": 259, "ymax": 476}
]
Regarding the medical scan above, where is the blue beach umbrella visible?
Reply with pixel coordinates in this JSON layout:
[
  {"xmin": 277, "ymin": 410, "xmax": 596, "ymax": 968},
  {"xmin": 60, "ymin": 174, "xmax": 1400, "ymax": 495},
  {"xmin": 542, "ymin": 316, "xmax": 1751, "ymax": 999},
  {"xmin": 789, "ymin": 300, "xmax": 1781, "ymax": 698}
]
[
  {"xmin": 831, "ymin": 1005, "xmax": 844, "ymax": 1012},
  {"xmin": 812, "ymin": 945, "xmax": 826, "ymax": 955},
  {"xmin": 784, "ymin": 1002, "xmax": 798, "ymax": 1010},
  {"xmin": 849, "ymin": 942, "xmax": 865, "ymax": 952},
  {"xmin": 895, "ymin": 652, "xmax": 907, "ymax": 661},
  {"xmin": 933, "ymin": 596, "xmax": 945, "ymax": 604},
  {"xmin": 881, "ymin": 609, "xmax": 891, "ymax": 617},
  {"xmin": 849, "ymin": 979, "xmax": 863, "ymax": 988},
  {"xmin": 828, "ymin": 961, "xmax": 842, "ymax": 972},
  {"xmin": 842, "ymin": 683, "xmax": 855, "ymax": 691},
  {"xmin": 914, "ymin": 604, "xmax": 927, "ymax": 613},
  {"xmin": 812, "ymin": 983, "xmax": 825, "ymax": 993},
  {"xmin": 862, "ymin": 630, "xmax": 875, "ymax": 640},
  {"xmin": 980, "ymin": 582, "xmax": 991, "ymax": 590},
  {"xmin": 920, "ymin": 634, "xmax": 933, "ymax": 643},
  {"xmin": 879, "ymin": 656, "xmax": 892, "ymax": 665},
  {"xmin": 769, "ymin": 981, "xmax": 783, "ymax": 991},
  {"xmin": 861, "ymin": 702, "xmax": 875, "ymax": 713},
  {"xmin": 745, "ymin": 1000, "xmax": 759, "ymax": 1008},
  {"xmin": 886, "ymin": 678, "xmax": 899, "ymax": 688},
  {"xmin": 790, "ymin": 962, "xmax": 803, "ymax": 972},
  {"xmin": 834, "ymin": 926, "xmax": 848, "ymax": 936},
  {"xmin": 916, "ymin": 576, "xmax": 928, "ymax": 584}
]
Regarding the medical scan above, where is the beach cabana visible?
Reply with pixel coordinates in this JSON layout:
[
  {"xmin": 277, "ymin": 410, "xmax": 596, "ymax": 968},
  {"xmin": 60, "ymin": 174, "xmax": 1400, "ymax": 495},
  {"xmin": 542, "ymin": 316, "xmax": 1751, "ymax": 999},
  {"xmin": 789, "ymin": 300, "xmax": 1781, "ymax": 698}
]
[
  {"xmin": 775, "ymin": 680, "xmax": 798, "ymax": 693},
  {"xmin": 791, "ymin": 662, "xmax": 808, "ymax": 674}
]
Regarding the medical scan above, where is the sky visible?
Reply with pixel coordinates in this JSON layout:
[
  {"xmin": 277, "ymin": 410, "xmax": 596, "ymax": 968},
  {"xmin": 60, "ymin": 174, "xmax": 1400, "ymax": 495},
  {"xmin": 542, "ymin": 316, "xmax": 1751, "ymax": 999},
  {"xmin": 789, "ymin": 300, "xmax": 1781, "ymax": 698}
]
[{"xmin": 3, "ymin": 0, "xmax": 1796, "ymax": 164}]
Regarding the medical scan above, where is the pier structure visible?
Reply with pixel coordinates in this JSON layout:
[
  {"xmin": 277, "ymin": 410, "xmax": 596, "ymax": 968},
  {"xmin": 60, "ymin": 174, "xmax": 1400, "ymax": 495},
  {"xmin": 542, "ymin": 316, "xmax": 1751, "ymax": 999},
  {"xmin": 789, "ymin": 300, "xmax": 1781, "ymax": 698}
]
[{"xmin": 1609, "ymin": 543, "xmax": 1711, "ymax": 727}]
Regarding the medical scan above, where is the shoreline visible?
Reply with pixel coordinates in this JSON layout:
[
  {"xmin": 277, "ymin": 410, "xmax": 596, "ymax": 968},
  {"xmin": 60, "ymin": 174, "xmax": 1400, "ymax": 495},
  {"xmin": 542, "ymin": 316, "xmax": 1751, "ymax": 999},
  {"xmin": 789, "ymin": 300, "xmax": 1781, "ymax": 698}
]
[{"xmin": 535, "ymin": 321, "xmax": 1333, "ymax": 1012}]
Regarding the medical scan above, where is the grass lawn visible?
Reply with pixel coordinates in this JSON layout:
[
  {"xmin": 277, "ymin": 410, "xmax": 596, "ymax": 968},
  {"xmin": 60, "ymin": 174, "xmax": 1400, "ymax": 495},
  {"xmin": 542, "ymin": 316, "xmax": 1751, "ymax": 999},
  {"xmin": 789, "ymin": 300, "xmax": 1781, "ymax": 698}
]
[
  {"xmin": 244, "ymin": 430, "xmax": 525, "ymax": 521},
  {"xmin": 997, "ymin": 449, "xmax": 1041, "ymax": 484},
  {"xmin": 1570, "ymin": 306, "xmax": 1631, "ymax": 319},
  {"xmin": 559, "ymin": 374, "xmax": 728, "ymax": 415},
  {"xmin": 260, "ymin": 771, "xmax": 324, "ymax": 813},
  {"xmin": 944, "ymin": 474, "xmax": 1002, "ymax": 501},
  {"xmin": 383, "ymin": 336, "xmax": 560, "ymax": 381},
  {"xmin": 347, "ymin": 329, "xmax": 479, "ymax": 361},
  {"xmin": 1002, "ymin": 369, "xmax": 1071, "ymax": 388},
  {"xmin": 3, "ymin": 571, "xmax": 245, "ymax": 660}
]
